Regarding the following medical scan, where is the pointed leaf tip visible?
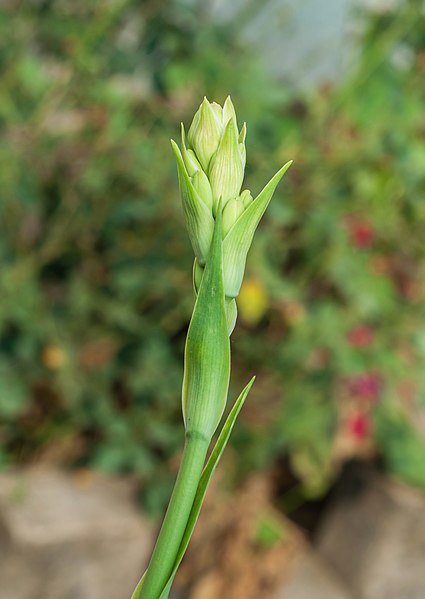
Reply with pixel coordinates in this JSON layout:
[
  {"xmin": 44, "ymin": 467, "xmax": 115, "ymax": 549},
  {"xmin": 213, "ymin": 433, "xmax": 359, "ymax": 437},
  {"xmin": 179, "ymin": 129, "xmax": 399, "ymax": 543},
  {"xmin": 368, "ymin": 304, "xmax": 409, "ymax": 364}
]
[
  {"xmin": 222, "ymin": 160, "xmax": 292, "ymax": 298},
  {"xmin": 152, "ymin": 376, "xmax": 256, "ymax": 598}
]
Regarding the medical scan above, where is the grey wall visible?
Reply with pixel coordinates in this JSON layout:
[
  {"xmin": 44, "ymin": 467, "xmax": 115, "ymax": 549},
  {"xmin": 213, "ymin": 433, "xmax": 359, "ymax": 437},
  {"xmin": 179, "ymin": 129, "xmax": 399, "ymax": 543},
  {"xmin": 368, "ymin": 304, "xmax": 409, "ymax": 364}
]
[{"xmin": 183, "ymin": 0, "xmax": 398, "ymax": 88}]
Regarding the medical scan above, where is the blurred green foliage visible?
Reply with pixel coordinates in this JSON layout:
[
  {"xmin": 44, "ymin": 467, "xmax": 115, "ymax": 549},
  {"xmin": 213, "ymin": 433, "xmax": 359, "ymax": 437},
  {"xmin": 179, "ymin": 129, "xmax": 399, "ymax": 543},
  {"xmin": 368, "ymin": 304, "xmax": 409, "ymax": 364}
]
[{"xmin": 1, "ymin": 0, "xmax": 425, "ymax": 511}]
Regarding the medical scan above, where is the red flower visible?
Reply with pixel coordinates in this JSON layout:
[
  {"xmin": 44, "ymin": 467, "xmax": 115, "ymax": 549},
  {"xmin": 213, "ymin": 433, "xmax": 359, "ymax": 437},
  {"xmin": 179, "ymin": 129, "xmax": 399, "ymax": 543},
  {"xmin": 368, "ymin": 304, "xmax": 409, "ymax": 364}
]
[
  {"xmin": 344, "ymin": 215, "xmax": 375, "ymax": 249},
  {"xmin": 347, "ymin": 413, "xmax": 370, "ymax": 440},
  {"xmin": 347, "ymin": 325, "xmax": 374, "ymax": 348}
]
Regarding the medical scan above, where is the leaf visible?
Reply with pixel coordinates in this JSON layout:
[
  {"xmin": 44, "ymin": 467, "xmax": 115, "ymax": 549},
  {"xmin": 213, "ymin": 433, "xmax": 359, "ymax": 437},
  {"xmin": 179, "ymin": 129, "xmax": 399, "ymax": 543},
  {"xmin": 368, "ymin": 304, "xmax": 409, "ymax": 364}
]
[
  {"xmin": 131, "ymin": 573, "xmax": 145, "ymax": 599},
  {"xmin": 182, "ymin": 207, "xmax": 231, "ymax": 441},
  {"xmin": 222, "ymin": 161, "xmax": 292, "ymax": 298},
  {"xmin": 158, "ymin": 376, "xmax": 255, "ymax": 598},
  {"xmin": 0, "ymin": 363, "xmax": 29, "ymax": 418},
  {"xmin": 131, "ymin": 377, "xmax": 255, "ymax": 599}
]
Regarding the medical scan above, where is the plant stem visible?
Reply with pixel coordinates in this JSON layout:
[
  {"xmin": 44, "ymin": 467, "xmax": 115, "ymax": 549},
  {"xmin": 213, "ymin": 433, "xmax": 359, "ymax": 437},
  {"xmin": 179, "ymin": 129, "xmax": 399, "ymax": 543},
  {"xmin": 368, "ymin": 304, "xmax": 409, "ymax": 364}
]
[{"xmin": 139, "ymin": 431, "xmax": 210, "ymax": 599}]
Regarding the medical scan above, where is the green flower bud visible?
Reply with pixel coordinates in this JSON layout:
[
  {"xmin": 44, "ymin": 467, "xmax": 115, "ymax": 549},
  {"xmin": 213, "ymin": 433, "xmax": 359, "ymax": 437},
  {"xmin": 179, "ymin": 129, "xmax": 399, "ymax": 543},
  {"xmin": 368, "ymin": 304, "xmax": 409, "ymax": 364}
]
[
  {"xmin": 187, "ymin": 98, "xmax": 222, "ymax": 172},
  {"xmin": 225, "ymin": 298, "xmax": 238, "ymax": 336},
  {"xmin": 222, "ymin": 196, "xmax": 244, "ymax": 237},
  {"xmin": 172, "ymin": 96, "xmax": 292, "ymax": 304},
  {"xmin": 180, "ymin": 125, "xmax": 200, "ymax": 175},
  {"xmin": 222, "ymin": 190, "xmax": 253, "ymax": 237},
  {"xmin": 240, "ymin": 189, "xmax": 253, "ymax": 209},
  {"xmin": 181, "ymin": 147, "xmax": 200, "ymax": 177},
  {"xmin": 192, "ymin": 169, "xmax": 213, "ymax": 209},
  {"xmin": 222, "ymin": 96, "xmax": 237, "ymax": 129},
  {"xmin": 209, "ymin": 101, "xmax": 224, "ymax": 125},
  {"xmin": 180, "ymin": 124, "xmax": 214, "ymax": 210},
  {"xmin": 171, "ymin": 140, "xmax": 214, "ymax": 266},
  {"xmin": 209, "ymin": 119, "xmax": 244, "ymax": 208}
]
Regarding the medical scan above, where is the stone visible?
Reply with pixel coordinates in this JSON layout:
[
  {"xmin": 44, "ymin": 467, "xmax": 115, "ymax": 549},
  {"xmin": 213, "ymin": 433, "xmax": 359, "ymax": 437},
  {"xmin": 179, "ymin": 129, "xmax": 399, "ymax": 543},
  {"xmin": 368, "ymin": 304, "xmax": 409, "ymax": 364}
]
[
  {"xmin": 175, "ymin": 474, "xmax": 302, "ymax": 599},
  {"xmin": 0, "ymin": 468, "xmax": 155, "ymax": 599},
  {"xmin": 277, "ymin": 548, "xmax": 354, "ymax": 599},
  {"xmin": 317, "ymin": 466, "xmax": 425, "ymax": 599}
]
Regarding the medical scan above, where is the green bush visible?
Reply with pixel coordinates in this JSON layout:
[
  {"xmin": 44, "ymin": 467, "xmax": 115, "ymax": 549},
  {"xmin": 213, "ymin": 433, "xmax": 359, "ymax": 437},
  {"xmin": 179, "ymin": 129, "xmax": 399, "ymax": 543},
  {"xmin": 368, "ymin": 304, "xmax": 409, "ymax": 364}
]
[{"xmin": 1, "ymin": 0, "xmax": 425, "ymax": 511}]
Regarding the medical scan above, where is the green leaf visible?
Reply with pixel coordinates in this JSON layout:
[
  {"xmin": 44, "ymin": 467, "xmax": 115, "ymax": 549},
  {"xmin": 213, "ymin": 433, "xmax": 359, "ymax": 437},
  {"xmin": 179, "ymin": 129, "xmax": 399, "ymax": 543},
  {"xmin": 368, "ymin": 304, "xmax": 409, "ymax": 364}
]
[
  {"xmin": 0, "ymin": 363, "xmax": 29, "ymax": 418},
  {"xmin": 131, "ymin": 573, "xmax": 145, "ymax": 599},
  {"xmin": 222, "ymin": 161, "xmax": 292, "ymax": 298},
  {"xmin": 159, "ymin": 376, "xmax": 255, "ymax": 598},
  {"xmin": 131, "ymin": 377, "xmax": 255, "ymax": 599},
  {"xmin": 182, "ymin": 207, "xmax": 230, "ymax": 440}
]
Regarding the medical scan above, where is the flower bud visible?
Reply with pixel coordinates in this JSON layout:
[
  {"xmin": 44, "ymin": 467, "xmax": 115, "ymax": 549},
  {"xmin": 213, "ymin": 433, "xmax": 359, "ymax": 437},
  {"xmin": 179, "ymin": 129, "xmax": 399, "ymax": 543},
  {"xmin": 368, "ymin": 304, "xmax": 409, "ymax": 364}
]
[
  {"xmin": 192, "ymin": 170, "xmax": 213, "ymax": 209},
  {"xmin": 222, "ymin": 197, "xmax": 244, "ymax": 237},
  {"xmin": 181, "ymin": 147, "xmax": 200, "ymax": 177},
  {"xmin": 222, "ymin": 96, "xmax": 237, "ymax": 129},
  {"xmin": 222, "ymin": 190, "xmax": 254, "ymax": 237},
  {"xmin": 225, "ymin": 298, "xmax": 238, "ymax": 335},
  {"xmin": 180, "ymin": 126, "xmax": 202, "ymax": 178},
  {"xmin": 240, "ymin": 189, "xmax": 253, "ymax": 209},
  {"xmin": 209, "ymin": 119, "xmax": 244, "ymax": 207},
  {"xmin": 180, "ymin": 124, "xmax": 214, "ymax": 210},
  {"xmin": 187, "ymin": 98, "xmax": 222, "ymax": 171},
  {"xmin": 171, "ymin": 140, "xmax": 214, "ymax": 266},
  {"xmin": 172, "ymin": 97, "xmax": 292, "ymax": 306},
  {"xmin": 210, "ymin": 101, "xmax": 223, "ymax": 124}
]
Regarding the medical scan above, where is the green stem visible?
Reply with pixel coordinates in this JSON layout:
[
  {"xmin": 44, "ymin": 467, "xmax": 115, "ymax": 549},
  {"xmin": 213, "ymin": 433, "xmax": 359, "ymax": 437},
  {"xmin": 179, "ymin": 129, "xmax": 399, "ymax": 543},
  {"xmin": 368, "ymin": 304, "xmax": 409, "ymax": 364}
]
[{"xmin": 139, "ymin": 431, "xmax": 210, "ymax": 599}]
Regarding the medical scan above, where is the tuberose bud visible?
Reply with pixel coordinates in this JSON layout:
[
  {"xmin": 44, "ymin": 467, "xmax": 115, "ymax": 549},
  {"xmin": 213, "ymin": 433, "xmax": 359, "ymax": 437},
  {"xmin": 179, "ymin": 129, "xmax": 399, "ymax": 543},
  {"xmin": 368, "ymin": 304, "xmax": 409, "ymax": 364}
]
[
  {"xmin": 192, "ymin": 170, "xmax": 213, "ymax": 209},
  {"xmin": 187, "ymin": 98, "xmax": 222, "ymax": 171},
  {"xmin": 171, "ymin": 140, "xmax": 214, "ymax": 266},
  {"xmin": 222, "ymin": 197, "xmax": 244, "ymax": 237},
  {"xmin": 222, "ymin": 96, "xmax": 237, "ymax": 129},
  {"xmin": 172, "ymin": 97, "xmax": 292, "ymax": 306},
  {"xmin": 240, "ymin": 189, "xmax": 253, "ymax": 210},
  {"xmin": 209, "ymin": 119, "xmax": 244, "ymax": 208},
  {"xmin": 181, "ymin": 125, "xmax": 201, "ymax": 177}
]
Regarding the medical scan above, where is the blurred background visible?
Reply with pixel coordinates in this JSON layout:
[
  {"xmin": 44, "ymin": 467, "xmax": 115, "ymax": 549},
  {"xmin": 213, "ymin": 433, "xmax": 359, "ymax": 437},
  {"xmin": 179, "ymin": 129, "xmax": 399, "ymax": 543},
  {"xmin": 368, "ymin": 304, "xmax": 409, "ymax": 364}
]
[{"xmin": 1, "ymin": 0, "xmax": 425, "ymax": 598}]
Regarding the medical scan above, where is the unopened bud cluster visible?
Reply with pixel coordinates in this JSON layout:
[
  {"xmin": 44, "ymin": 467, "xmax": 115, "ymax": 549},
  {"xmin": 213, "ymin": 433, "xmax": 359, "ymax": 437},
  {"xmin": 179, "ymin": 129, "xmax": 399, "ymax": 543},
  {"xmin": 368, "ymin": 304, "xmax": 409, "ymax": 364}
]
[
  {"xmin": 179, "ymin": 96, "xmax": 253, "ymax": 244},
  {"xmin": 172, "ymin": 96, "xmax": 291, "ymax": 307},
  {"xmin": 185, "ymin": 97, "xmax": 246, "ymax": 211}
]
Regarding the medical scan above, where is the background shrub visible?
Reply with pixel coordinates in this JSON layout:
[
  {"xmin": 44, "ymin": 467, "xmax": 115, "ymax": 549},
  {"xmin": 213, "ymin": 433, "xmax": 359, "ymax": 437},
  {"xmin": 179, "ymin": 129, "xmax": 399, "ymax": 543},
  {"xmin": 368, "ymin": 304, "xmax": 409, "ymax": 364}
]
[{"xmin": 1, "ymin": 0, "xmax": 425, "ymax": 512}]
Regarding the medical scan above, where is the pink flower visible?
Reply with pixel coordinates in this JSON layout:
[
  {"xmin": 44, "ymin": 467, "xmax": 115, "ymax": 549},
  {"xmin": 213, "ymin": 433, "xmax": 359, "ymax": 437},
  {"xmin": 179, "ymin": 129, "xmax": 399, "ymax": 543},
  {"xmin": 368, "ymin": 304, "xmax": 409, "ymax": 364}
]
[{"xmin": 349, "ymin": 372, "xmax": 381, "ymax": 403}]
